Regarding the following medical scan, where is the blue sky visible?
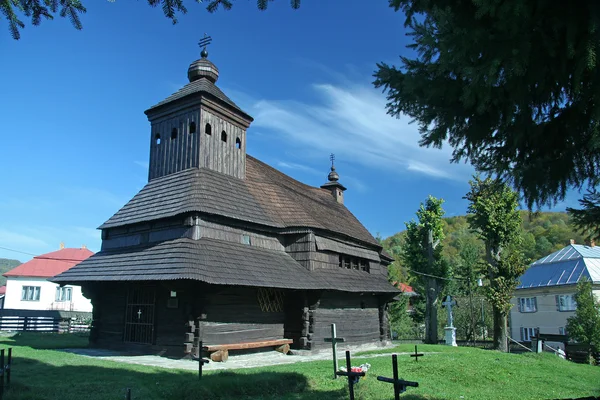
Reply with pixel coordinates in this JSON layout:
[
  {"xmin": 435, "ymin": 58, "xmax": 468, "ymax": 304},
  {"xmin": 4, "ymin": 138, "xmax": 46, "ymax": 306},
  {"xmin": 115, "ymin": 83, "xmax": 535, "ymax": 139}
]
[{"xmin": 0, "ymin": 0, "xmax": 580, "ymax": 262}]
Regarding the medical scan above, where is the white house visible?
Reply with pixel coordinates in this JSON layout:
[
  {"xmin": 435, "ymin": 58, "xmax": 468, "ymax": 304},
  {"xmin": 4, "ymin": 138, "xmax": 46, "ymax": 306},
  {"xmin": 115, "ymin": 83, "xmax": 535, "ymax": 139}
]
[
  {"xmin": 510, "ymin": 240, "xmax": 600, "ymax": 348},
  {"xmin": 3, "ymin": 245, "xmax": 94, "ymax": 312}
]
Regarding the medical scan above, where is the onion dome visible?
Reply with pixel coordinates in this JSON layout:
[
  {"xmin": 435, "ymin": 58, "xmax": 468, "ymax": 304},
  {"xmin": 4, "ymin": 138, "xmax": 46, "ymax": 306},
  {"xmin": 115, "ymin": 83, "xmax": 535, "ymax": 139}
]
[
  {"xmin": 187, "ymin": 50, "xmax": 219, "ymax": 83},
  {"xmin": 328, "ymin": 165, "xmax": 339, "ymax": 182}
]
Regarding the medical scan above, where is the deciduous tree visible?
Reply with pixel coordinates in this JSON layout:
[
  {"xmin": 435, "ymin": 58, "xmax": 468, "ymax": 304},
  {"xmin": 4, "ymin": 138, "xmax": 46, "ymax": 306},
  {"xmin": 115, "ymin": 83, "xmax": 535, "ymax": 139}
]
[
  {"xmin": 465, "ymin": 176, "xmax": 526, "ymax": 351},
  {"xmin": 566, "ymin": 279, "xmax": 600, "ymax": 355},
  {"xmin": 401, "ymin": 195, "xmax": 449, "ymax": 344}
]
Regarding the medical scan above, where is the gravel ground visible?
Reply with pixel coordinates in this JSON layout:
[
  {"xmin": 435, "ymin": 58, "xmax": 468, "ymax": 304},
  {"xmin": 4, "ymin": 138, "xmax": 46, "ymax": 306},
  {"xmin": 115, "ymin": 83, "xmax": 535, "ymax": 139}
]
[{"xmin": 61, "ymin": 342, "xmax": 402, "ymax": 371}]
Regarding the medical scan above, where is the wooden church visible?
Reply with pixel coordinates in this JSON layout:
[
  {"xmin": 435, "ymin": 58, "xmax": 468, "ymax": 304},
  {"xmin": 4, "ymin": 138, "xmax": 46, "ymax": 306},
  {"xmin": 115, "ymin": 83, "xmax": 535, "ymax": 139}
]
[{"xmin": 53, "ymin": 43, "xmax": 399, "ymax": 359}]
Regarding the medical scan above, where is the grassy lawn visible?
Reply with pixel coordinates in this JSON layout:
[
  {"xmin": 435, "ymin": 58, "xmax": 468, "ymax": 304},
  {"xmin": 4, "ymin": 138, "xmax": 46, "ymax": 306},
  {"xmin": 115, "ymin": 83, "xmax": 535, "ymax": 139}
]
[{"xmin": 0, "ymin": 333, "xmax": 599, "ymax": 399}]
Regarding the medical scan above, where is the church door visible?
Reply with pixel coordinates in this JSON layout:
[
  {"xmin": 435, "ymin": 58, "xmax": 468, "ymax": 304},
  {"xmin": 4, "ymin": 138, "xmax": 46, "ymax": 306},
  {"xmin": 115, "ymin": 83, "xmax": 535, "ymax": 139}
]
[{"xmin": 123, "ymin": 286, "xmax": 156, "ymax": 344}]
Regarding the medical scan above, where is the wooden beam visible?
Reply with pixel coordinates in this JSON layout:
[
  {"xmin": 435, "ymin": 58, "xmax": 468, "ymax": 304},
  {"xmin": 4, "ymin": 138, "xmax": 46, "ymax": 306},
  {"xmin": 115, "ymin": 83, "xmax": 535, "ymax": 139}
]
[{"xmin": 205, "ymin": 339, "xmax": 293, "ymax": 352}]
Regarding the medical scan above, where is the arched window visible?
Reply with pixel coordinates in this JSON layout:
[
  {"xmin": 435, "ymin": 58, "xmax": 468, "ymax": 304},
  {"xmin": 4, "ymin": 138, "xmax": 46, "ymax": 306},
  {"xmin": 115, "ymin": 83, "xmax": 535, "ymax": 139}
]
[
  {"xmin": 235, "ymin": 137, "xmax": 242, "ymax": 149},
  {"xmin": 155, "ymin": 134, "xmax": 161, "ymax": 145},
  {"xmin": 205, "ymin": 123, "xmax": 212, "ymax": 135},
  {"xmin": 221, "ymin": 130, "xmax": 227, "ymax": 142},
  {"xmin": 171, "ymin": 128, "xmax": 177, "ymax": 140},
  {"xmin": 189, "ymin": 122, "xmax": 196, "ymax": 134}
]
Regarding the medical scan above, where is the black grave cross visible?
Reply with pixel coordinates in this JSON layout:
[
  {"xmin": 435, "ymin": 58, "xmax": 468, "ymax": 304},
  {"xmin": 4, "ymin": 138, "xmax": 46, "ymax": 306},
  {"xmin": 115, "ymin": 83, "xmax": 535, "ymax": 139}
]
[
  {"xmin": 335, "ymin": 351, "xmax": 365, "ymax": 400},
  {"xmin": 192, "ymin": 340, "xmax": 210, "ymax": 379},
  {"xmin": 409, "ymin": 345, "xmax": 424, "ymax": 362},
  {"xmin": 377, "ymin": 354, "xmax": 419, "ymax": 400},
  {"xmin": 324, "ymin": 323, "xmax": 345, "ymax": 379}
]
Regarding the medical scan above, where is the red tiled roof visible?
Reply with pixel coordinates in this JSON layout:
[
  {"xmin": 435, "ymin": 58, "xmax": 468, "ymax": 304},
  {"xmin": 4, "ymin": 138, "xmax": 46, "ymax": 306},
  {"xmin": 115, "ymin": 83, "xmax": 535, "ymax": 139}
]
[
  {"xmin": 392, "ymin": 281, "xmax": 415, "ymax": 293},
  {"xmin": 3, "ymin": 248, "xmax": 94, "ymax": 278},
  {"xmin": 0, "ymin": 286, "xmax": 5, "ymax": 295}
]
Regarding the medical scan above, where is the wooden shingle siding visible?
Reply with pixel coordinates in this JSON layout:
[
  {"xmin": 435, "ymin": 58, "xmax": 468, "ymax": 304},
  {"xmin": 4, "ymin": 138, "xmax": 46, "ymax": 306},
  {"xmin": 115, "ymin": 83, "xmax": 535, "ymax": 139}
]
[
  {"xmin": 198, "ymin": 219, "xmax": 284, "ymax": 251},
  {"xmin": 285, "ymin": 233, "xmax": 315, "ymax": 271},
  {"xmin": 314, "ymin": 236, "xmax": 380, "ymax": 261}
]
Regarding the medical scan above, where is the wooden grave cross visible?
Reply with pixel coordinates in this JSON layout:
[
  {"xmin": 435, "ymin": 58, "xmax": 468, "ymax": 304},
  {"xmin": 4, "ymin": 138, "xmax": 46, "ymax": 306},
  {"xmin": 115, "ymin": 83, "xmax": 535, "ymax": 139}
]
[
  {"xmin": 377, "ymin": 354, "xmax": 419, "ymax": 400},
  {"xmin": 410, "ymin": 345, "xmax": 424, "ymax": 362},
  {"xmin": 335, "ymin": 351, "xmax": 365, "ymax": 400},
  {"xmin": 324, "ymin": 323, "xmax": 345, "ymax": 379},
  {"xmin": 192, "ymin": 340, "xmax": 210, "ymax": 379}
]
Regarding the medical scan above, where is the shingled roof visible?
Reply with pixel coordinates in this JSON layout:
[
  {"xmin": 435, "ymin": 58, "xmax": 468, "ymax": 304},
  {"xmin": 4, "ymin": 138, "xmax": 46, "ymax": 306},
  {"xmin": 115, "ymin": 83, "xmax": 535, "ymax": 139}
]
[
  {"xmin": 100, "ymin": 155, "xmax": 379, "ymax": 247},
  {"xmin": 53, "ymin": 238, "xmax": 398, "ymax": 294},
  {"xmin": 145, "ymin": 77, "xmax": 251, "ymax": 120}
]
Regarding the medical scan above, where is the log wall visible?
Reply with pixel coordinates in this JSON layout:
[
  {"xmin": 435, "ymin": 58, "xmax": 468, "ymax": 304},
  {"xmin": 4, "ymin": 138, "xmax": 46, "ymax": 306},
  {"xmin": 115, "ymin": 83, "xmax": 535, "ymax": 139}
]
[
  {"xmin": 310, "ymin": 291, "xmax": 382, "ymax": 350},
  {"xmin": 200, "ymin": 287, "xmax": 285, "ymax": 345}
]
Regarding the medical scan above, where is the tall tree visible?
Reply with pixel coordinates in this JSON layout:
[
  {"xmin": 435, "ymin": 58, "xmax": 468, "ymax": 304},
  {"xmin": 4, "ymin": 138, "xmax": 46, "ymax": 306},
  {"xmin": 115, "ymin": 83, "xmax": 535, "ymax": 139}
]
[
  {"xmin": 454, "ymin": 237, "xmax": 483, "ymax": 342},
  {"xmin": 566, "ymin": 279, "xmax": 600, "ymax": 355},
  {"xmin": 567, "ymin": 188, "xmax": 600, "ymax": 242},
  {"xmin": 2, "ymin": 0, "xmax": 301, "ymax": 39},
  {"xmin": 401, "ymin": 195, "xmax": 449, "ymax": 344},
  {"xmin": 374, "ymin": 1, "xmax": 600, "ymax": 214},
  {"xmin": 465, "ymin": 176, "xmax": 526, "ymax": 351}
]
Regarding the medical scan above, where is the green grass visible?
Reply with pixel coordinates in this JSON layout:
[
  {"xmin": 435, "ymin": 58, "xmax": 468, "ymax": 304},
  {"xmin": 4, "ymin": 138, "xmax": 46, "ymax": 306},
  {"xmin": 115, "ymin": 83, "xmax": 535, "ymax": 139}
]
[{"xmin": 1, "ymin": 334, "xmax": 599, "ymax": 399}]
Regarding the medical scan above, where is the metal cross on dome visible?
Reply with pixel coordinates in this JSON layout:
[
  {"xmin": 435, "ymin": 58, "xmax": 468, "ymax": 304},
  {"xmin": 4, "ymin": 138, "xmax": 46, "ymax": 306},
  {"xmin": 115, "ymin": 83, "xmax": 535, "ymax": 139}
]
[
  {"xmin": 198, "ymin": 33, "xmax": 212, "ymax": 58},
  {"xmin": 330, "ymin": 153, "xmax": 335, "ymax": 168}
]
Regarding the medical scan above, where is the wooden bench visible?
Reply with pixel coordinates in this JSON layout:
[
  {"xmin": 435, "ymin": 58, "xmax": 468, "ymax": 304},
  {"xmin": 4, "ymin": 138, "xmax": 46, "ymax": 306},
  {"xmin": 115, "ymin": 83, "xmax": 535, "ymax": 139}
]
[{"xmin": 206, "ymin": 339, "xmax": 294, "ymax": 362}]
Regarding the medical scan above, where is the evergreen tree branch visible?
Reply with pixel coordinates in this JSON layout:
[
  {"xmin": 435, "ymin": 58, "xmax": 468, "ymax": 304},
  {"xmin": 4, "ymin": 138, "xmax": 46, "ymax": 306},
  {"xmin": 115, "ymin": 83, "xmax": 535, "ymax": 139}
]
[{"xmin": 567, "ymin": 188, "xmax": 600, "ymax": 241}]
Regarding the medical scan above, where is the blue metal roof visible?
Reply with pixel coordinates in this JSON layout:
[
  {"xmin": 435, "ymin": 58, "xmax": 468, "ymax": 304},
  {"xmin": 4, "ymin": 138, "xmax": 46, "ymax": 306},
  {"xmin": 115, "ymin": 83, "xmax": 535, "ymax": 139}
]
[{"xmin": 517, "ymin": 244, "xmax": 600, "ymax": 289}]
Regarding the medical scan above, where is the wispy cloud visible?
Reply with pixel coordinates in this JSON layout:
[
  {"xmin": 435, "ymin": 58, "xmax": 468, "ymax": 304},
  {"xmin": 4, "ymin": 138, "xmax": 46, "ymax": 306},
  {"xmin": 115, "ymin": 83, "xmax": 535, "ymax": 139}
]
[
  {"xmin": 0, "ymin": 229, "xmax": 49, "ymax": 250},
  {"xmin": 276, "ymin": 161, "xmax": 322, "ymax": 176},
  {"xmin": 247, "ymin": 82, "xmax": 473, "ymax": 180},
  {"xmin": 134, "ymin": 160, "xmax": 149, "ymax": 170}
]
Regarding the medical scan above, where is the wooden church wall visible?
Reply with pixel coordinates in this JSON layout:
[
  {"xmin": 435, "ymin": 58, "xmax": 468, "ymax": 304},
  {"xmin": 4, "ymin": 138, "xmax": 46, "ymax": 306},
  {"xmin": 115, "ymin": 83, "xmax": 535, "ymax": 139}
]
[
  {"xmin": 198, "ymin": 219, "xmax": 284, "ymax": 251},
  {"xmin": 285, "ymin": 232, "xmax": 316, "ymax": 271},
  {"xmin": 149, "ymin": 107, "xmax": 201, "ymax": 180},
  {"xmin": 200, "ymin": 109, "xmax": 246, "ymax": 179},
  {"xmin": 310, "ymin": 291, "xmax": 382, "ymax": 350},
  {"xmin": 200, "ymin": 287, "xmax": 285, "ymax": 345},
  {"xmin": 87, "ymin": 283, "xmax": 127, "ymax": 349}
]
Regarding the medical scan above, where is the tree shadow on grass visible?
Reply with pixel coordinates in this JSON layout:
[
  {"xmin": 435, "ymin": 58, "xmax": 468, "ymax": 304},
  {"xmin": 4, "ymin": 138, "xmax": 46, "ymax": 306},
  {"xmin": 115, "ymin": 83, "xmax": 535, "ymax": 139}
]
[
  {"xmin": 2, "ymin": 355, "xmax": 345, "ymax": 400},
  {"xmin": 0, "ymin": 332, "xmax": 90, "ymax": 350},
  {"xmin": 1, "ymin": 355, "xmax": 447, "ymax": 400}
]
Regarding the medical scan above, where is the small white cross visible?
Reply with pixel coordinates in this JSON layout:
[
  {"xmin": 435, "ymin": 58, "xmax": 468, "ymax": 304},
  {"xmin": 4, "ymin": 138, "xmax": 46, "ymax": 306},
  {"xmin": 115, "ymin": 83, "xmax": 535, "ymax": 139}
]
[{"xmin": 137, "ymin": 309, "xmax": 142, "ymax": 320}]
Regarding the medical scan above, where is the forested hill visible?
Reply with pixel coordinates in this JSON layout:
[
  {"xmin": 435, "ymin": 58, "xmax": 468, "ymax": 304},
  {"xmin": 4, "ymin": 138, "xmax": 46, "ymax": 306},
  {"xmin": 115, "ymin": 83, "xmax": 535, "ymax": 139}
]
[
  {"xmin": 381, "ymin": 211, "xmax": 586, "ymax": 280},
  {"xmin": 0, "ymin": 258, "xmax": 21, "ymax": 287}
]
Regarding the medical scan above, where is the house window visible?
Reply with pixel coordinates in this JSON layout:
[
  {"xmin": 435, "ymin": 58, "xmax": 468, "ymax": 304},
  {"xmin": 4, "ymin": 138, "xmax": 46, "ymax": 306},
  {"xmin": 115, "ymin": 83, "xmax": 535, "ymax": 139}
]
[
  {"xmin": 518, "ymin": 297, "xmax": 537, "ymax": 313},
  {"xmin": 556, "ymin": 294, "xmax": 577, "ymax": 312},
  {"xmin": 257, "ymin": 288, "xmax": 284, "ymax": 312},
  {"xmin": 221, "ymin": 130, "xmax": 227, "ymax": 142},
  {"xmin": 521, "ymin": 327, "xmax": 538, "ymax": 342},
  {"xmin": 242, "ymin": 234, "xmax": 251, "ymax": 245},
  {"xmin": 338, "ymin": 255, "xmax": 370, "ymax": 273},
  {"xmin": 189, "ymin": 122, "xmax": 196, "ymax": 134},
  {"xmin": 155, "ymin": 134, "xmax": 161, "ymax": 145},
  {"xmin": 235, "ymin": 137, "xmax": 242, "ymax": 149},
  {"xmin": 21, "ymin": 286, "xmax": 41, "ymax": 301},
  {"xmin": 559, "ymin": 327, "xmax": 566, "ymax": 335},
  {"xmin": 55, "ymin": 287, "xmax": 72, "ymax": 302},
  {"xmin": 171, "ymin": 127, "xmax": 178, "ymax": 140},
  {"xmin": 205, "ymin": 123, "xmax": 212, "ymax": 135}
]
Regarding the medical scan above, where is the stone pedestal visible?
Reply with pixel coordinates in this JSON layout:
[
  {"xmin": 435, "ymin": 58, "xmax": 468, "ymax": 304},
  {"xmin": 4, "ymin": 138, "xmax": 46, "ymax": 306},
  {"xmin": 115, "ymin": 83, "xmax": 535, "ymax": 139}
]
[{"xmin": 444, "ymin": 327, "xmax": 457, "ymax": 346}]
